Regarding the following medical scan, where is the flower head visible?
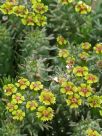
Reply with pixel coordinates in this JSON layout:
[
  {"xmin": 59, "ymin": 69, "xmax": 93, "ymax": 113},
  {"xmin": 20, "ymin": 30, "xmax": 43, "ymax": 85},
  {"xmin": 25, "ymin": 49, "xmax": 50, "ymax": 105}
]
[
  {"xmin": 21, "ymin": 13, "xmax": 35, "ymax": 26},
  {"xmin": 39, "ymin": 90, "xmax": 56, "ymax": 105},
  {"xmin": 6, "ymin": 102, "xmax": 18, "ymax": 112},
  {"xmin": 37, "ymin": 106, "xmax": 54, "ymax": 121},
  {"xmin": 94, "ymin": 43, "xmax": 102, "ymax": 54},
  {"xmin": 12, "ymin": 109, "xmax": 25, "ymax": 121},
  {"xmin": 12, "ymin": 93, "xmax": 25, "ymax": 104},
  {"xmin": 86, "ymin": 128, "xmax": 101, "ymax": 136},
  {"xmin": 15, "ymin": 77, "xmax": 30, "ymax": 90},
  {"xmin": 32, "ymin": 2, "xmax": 48, "ymax": 14},
  {"xmin": 66, "ymin": 94, "xmax": 82, "ymax": 108},
  {"xmin": 87, "ymin": 95, "xmax": 101, "ymax": 108},
  {"xmin": 75, "ymin": 1, "xmax": 91, "ymax": 14},
  {"xmin": 79, "ymin": 52, "xmax": 89, "ymax": 60},
  {"xmin": 73, "ymin": 66, "xmax": 88, "ymax": 77},
  {"xmin": 3, "ymin": 84, "xmax": 17, "ymax": 96},
  {"xmin": 13, "ymin": 5, "xmax": 28, "ymax": 17},
  {"xmin": 30, "ymin": 81, "xmax": 43, "ymax": 91},
  {"xmin": 81, "ymin": 42, "xmax": 91, "ymax": 50},
  {"xmin": 66, "ymin": 57, "xmax": 75, "ymax": 67},
  {"xmin": 85, "ymin": 73, "xmax": 98, "ymax": 84},
  {"xmin": 57, "ymin": 35, "xmax": 67, "ymax": 45},
  {"xmin": 96, "ymin": 60, "xmax": 102, "ymax": 69},
  {"xmin": 60, "ymin": 81, "xmax": 77, "ymax": 95},
  {"xmin": 58, "ymin": 49, "xmax": 69, "ymax": 58},
  {"xmin": 0, "ymin": 2, "xmax": 14, "ymax": 15},
  {"xmin": 78, "ymin": 83, "xmax": 92, "ymax": 97},
  {"xmin": 35, "ymin": 14, "xmax": 47, "ymax": 26},
  {"xmin": 26, "ymin": 100, "xmax": 38, "ymax": 111}
]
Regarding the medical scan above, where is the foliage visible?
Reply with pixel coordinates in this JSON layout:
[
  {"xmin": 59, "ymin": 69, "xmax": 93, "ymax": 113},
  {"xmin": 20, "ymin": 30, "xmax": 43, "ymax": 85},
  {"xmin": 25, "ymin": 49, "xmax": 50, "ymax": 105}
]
[
  {"xmin": 19, "ymin": 28, "xmax": 54, "ymax": 81},
  {"xmin": 47, "ymin": 0, "xmax": 92, "ymax": 44},
  {"xmin": 0, "ymin": 24, "xmax": 13, "ymax": 76},
  {"xmin": 0, "ymin": 0, "xmax": 102, "ymax": 136}
]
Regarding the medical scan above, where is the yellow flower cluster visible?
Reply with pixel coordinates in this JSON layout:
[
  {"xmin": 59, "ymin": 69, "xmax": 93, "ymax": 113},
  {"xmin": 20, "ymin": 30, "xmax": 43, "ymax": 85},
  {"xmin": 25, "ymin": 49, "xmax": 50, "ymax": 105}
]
[
  {"xmin": 56, "ymin": 37, "xmax": 102, "ymax": 111},
  {"xmin": 81, "ymin": 42, "xmax": 91, "ymax": 50},
  {"xmin": 73, "ymin": 66, "xmax": 88, "ymax": 77},
  {"xmin": 26, "ymin": 100, "xmax": 38, "ymax": 111},
  {"xmin": 3, "ymin": 84, "xmax": 17, "ymax": 96},
  {"xmin": 94, "ymin": 43, "xmax": 102, "ymax": 54},
  {"xmin": 39, "ymin": 90, "xmax": 56, "ymax": 105},
  {"xmin": 58, "ymin": 0, "xmax": 91, "ymax": 15},
  {"xmin": 75, "ymin": 1, "xmax": 91, "ymax": 14},
  {"xmin": 15, "ymin": 77, "xmax": 30, "ymax": 90},
  {"xmin": 0, "ymin": 0, "xmax": 48, "ymax": 26},
  {"xmin": 57, "ymin": 35, "xmax": 69, "ymax": 59},
  {"xmin": 86, "ymin": 128, "xmax": 101, "ymax": 136},
  {"xmin": 37, "ymin": 106, "xmax": 54, "ymax": 121},
  {"xmin": 60, "ymin": 80, "xmax": 96, "ymax": 108},
  {"xmin": 57, "ymin": 35, "xmax": 67, "ymax": 46},
  {"xmin": 3, "ymin": 77, "xmax": 55, "ymax": 122}
]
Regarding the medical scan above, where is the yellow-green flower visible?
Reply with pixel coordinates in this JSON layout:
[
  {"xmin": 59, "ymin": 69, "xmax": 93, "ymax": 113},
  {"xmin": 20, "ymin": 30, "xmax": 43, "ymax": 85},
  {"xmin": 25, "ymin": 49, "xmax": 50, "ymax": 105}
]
[
  {"xmin": 3, "ymin": 84, "xmax": 17, "ymax": 96},
  {"xmin": 13, "ymin": 5, "xmax": 28, "ymax": 17},
  {"xmin": 66, "ymin": 57, "xmax": 75, "ymax": 67},
  {"xmin": 35, "ymin": 14, "xmax": 47, "ymax": 26},
  {"xmin": 81, "ymin": 42, "xmax": 91, "ymax": 50},
  {"xmin": 73, "ymin": 66, "xmax": 88, "ymax": 77},
  {"xmin": 6, "ymin": 102, "xmax": 18, "ymax": 112},
  {"xmin": 26, "ymin": 100, "xmax": 38, "ymax": 111},
  {"xmin": 59, "ymin": 0, "xmax": 73, "ymax": 5},
  {"xmin": 12, "ymin": 93, "xmax": 25, "ymax": 104},
  {"xmin": 39, "ymin": 90, "xmax": 56, "ymax": 105},
  {"xmin": 85, "ymin": 73, "xmax": 98, "ymax": 84},
  {"xmin": 0, "ymin": 2, "xmax": 14, "ymax": 15},
  {"xmin": 66, "ymin": 94, "xmax": 82, "ymax": 108},
  {"xmin": 75, "ymin": 1, "xmax": 91, "ymax": 14},
  {"xmin": 30, "ymin": 81, "xmax": 43, "ymax": 91},
  {"xmin": 96, "ymin": 60, "xmax": 102, "ymax": 69},
  {"xmin": 32, "ymin": 2, "xmax": 48, "ymax": 14},
  {"xmin": 86, "ymin": 128, "xmax": 101, "ymax": 136},
  {"xmin": 21, "ymin": 13, "xmax": 35, "ymax": 26},
  {"xmin": 87, "ymin": 95, "xmax": 101, "ymax": 108},
  {"xmin": 94, "ymin": 43, "xmax": 102, "ymax": 54},
  {"xmin": 12, "ymin": 109, "xmax": 25, "ymax": 121},
  {"xmin": 15, "ymin": 77, "xmax": 30, "ymax": 90},
  {"xmin": 79, "ymin": 52, "xmax": 89, "ymax": 60},
  {"xmin": 78, "ymin": 83, "xmax": 92, "ymax": 97},
  {"xmin": 58, "ymin": 49, "xmax": 69, "ymax": 58},
  {"xmin": 60, "ymin": 81, "xmax": 77, "ymax": 95},
  {"xmin": 57, "ymin": 77, "xmax": 67, "ymax": 84},
  {"xmin": 57, "ymin": 35, "xmax": 67, "ymax": 45},
  {"xmin": 37, "ymin": 106, "xmax": 54, "ymax": 121}
]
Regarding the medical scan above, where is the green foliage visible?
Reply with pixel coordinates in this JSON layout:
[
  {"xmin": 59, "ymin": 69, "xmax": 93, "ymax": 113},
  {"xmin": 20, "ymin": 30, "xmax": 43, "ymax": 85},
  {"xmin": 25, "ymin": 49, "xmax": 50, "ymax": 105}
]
[
  {"xmin": 72, "ymin": 117, "xmax": 102, "ymax": 136},
  {"xmin": 0, "ymin": 119, "xmax": 22, "ymax": 136},
  {"xmin": 0, "ymin": 0, "xmax": 102, "ymax": 136},
  {"xmin": 0, "ymin": 24, "xmax": 13, "ymax": 76},
  {"xmin": 19, "ymin": 28, "xmax": 54, "ymax": 81},
  {"xmin": 47, "ymin": 0, "xmax": 92, "ymax": 43},
  {"xmin": 90, "ymin": 0, "xmax": 102, "ymax": 44}
]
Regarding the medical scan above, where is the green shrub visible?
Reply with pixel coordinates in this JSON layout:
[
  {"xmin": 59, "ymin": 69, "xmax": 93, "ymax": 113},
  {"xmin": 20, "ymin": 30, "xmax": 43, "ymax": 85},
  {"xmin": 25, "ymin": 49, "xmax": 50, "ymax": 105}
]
[{"xmin": 0, "ymin": 24, "xmax": 13, "ymax": 76}]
